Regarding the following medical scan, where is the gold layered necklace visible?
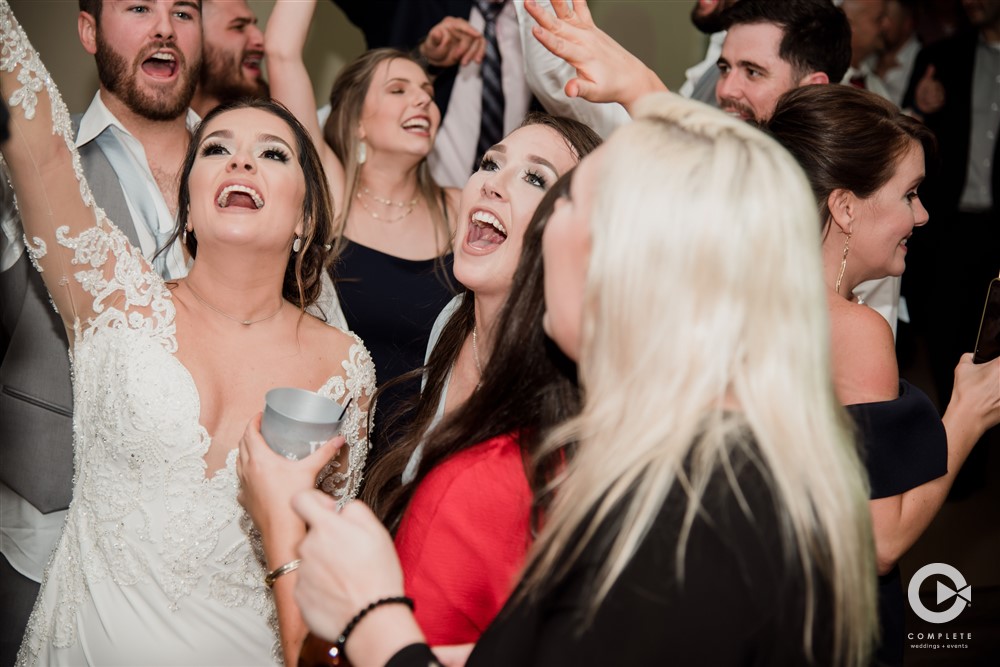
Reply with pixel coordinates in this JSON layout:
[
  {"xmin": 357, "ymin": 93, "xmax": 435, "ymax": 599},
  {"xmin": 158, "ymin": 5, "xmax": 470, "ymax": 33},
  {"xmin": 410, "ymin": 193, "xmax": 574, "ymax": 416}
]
[
  {"xmin": 356, "ymin": 186, "xmax": 419, "ymax": 223},
  {"xmin": 185, "ymin": 281, "xmax": 283, "ymax": 326}
]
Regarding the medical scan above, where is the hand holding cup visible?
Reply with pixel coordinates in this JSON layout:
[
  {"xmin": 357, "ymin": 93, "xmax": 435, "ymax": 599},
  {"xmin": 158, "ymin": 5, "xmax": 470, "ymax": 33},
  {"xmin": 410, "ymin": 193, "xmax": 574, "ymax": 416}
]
[
  {"xmin": 237, "ymin": 393, "xmax": 346, "ymax": 553},
  {"xmin": 260, "ymin": 387, "xmax": 348, "ymax": 460}
]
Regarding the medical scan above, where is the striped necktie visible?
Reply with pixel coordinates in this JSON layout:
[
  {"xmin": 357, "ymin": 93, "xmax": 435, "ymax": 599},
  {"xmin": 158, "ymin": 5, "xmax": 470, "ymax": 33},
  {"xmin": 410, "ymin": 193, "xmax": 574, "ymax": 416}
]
[{"xmin": 474, "ymin": 0, "xmax": 507, "ymax": 170}]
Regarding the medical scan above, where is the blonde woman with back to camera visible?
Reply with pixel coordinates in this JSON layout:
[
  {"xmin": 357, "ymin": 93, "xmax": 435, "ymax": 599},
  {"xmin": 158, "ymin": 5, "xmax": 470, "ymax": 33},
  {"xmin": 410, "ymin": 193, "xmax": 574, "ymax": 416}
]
[{"xmin": 288, "ymin": 93, "xmax": 878, "ymax": 667}]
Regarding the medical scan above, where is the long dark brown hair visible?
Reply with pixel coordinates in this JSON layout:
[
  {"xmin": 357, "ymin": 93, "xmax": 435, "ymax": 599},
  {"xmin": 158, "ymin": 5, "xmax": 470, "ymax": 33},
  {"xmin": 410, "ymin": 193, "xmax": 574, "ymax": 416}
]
[
  {"xmin": 169, "ymin": 98, "xmax": 335, "ymax": 309},
  {"xmin": 764, "ymin": 85, "xmax": 936, "ymax": 227},
  {"xmin": 363, "ymin": 172, "xmax": 583, "ymax": 531}
]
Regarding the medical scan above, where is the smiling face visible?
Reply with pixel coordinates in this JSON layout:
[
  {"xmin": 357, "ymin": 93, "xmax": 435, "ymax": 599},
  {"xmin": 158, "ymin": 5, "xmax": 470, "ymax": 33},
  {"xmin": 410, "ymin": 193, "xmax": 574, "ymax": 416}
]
[
  {"xmin": 541, "ymin": 146, "xmax": 603, "ymax": 362},
  {"xmin": 200, "ymin": 0, "xmax": 268, "ymax": 102},
  {"xmin": 716, "ymin": 22, "xmax": 800, "ymax": 123},
  {"xmin": 454, "ymin": 124, "xmax": 581, "ymax": 299},
  {"xmin": 357, "ymin": 58, "xmax": 441, "ymax": 160},
  {"xmin": 87, "ymin": 0, "xmax": 203, "ymax": 121},
  {"xmin": 187, "ymin": 107, "xmax": 307, "ymax": 251},
  {"xmin": 849, "ymin": 141, "xmax": 927, "ymax": 281}
]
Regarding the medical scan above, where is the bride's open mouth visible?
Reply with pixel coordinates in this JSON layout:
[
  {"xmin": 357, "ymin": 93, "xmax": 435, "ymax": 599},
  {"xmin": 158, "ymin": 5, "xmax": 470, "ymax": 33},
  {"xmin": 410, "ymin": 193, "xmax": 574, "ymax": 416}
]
[
  {"xmin": 466, "ymin": 209, "xmax": 507, "ymax": 253},
  {"xmin": 216, "ymin": 183, "xmax": 265, "ymax": 210}
]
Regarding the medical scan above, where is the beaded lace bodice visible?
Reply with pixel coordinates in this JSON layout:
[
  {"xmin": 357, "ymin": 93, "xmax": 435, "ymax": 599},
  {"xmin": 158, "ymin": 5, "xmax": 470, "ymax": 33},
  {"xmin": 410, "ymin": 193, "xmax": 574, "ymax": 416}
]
[{"xmin": 0, "ymin": 3, "xmax": 375, "ymax": 664}]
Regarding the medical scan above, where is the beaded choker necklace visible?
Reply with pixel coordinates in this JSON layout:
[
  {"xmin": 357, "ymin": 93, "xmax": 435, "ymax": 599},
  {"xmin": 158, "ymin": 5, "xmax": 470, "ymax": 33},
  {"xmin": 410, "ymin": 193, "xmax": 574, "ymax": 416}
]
[{"xmin": 356, "ymin": 186, "xmax": 419, "ymax": 222}]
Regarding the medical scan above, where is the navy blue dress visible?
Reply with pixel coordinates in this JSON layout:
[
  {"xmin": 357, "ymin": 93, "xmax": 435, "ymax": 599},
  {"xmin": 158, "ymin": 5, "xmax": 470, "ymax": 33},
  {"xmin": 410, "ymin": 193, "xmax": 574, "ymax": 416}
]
[
  {"xmin": 332, "ymin": 240, "xmax": 456, "ymax": 459},
  {"xmin": 847, "ymin": 380, "xmax": 948, "ymax": 667}
]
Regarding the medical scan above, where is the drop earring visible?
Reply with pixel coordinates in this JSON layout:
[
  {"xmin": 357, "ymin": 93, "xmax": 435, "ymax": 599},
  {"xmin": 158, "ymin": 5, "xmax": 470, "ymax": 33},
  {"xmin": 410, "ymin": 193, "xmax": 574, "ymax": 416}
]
[
  {"xmin": 183, "ymin": 222, "xmax": 192, "ymax": 243},
  {"xmin": 292, "ymin": 236, "xmax": 302, "ymax": 253},
  {"xmin": 835, "ymin": 232, "xmax": 851, "ymax": 295},
  {"xmin": 357, "ymin": 140, "xmax": 367, "ymax": 165}
]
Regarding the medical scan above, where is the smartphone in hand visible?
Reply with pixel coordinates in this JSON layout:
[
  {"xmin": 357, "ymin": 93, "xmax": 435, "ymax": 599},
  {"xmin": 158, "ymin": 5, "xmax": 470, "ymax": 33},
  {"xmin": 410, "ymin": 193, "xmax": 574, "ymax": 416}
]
[{"xmin": 973, "ymin": 278, "xmax": 1000, "ymax": 364}]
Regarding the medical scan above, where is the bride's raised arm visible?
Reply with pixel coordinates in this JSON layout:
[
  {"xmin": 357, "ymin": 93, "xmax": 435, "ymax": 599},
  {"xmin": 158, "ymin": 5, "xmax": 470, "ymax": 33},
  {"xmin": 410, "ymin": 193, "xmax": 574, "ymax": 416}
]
[
  {"xmin": 0, "ymin": 1, "xmax": 155, "ymax": 339},
  {"xmin": 265, "ymin": 0, "xmax": 346, "ymax": 215}
]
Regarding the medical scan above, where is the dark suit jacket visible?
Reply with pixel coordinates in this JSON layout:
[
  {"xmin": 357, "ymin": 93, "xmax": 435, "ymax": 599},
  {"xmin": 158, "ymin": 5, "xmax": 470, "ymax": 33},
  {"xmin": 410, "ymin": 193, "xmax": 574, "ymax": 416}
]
[
  {"xmin": 0, "ymin": 119, "xmax": 140, "ymax": 514},
  {"xmin": 330, "ymin": 0, "xmax": 474, "ymax": 118},
  {"xmin": 903, "ymin": 32, "xmax": 1000, "ymax": 216}
]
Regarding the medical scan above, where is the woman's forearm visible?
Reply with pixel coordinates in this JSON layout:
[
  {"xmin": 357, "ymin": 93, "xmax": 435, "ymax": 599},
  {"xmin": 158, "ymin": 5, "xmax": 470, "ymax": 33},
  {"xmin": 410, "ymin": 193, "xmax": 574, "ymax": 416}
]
[{"xmin": 870, "ymin": 397, "xmax": 985, "ymax": 573}]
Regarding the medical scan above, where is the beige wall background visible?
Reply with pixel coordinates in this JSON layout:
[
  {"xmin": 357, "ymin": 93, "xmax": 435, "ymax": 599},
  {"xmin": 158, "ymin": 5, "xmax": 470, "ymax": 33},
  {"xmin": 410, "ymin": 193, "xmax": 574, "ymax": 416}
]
[{"xmin": 8, "ymin": 0, "xmax": 706, "ymax": 115}]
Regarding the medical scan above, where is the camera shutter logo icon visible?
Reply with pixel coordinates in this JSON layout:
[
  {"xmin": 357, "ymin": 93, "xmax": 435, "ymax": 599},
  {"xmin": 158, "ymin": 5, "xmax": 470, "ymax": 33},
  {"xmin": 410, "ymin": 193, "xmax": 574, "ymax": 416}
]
[{"xmin": 908, "ymin": 563, "xmax": 971, "ymax": 624}]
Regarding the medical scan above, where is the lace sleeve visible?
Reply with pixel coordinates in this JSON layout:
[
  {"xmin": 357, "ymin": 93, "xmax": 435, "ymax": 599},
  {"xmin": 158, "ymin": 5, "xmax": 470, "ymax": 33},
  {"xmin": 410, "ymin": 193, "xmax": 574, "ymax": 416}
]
[
  {"xmin": 316, "ymin": 334, "xmax": 376, "ymax": 505},
  {"xmin": 0, "ymin": 2, "xmax": 161, "ymax": 345}
]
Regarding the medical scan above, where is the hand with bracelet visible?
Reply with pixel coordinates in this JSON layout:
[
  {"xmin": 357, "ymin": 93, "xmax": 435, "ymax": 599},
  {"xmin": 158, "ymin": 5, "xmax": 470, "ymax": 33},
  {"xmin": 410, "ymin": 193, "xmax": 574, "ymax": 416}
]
[
  {"xmin": 237, "ymin": 414, "xmax": 345, "ymax": 665},
  {"xmin": 293, "ymin": 490, "xmax": 429, "ymax": 666}
]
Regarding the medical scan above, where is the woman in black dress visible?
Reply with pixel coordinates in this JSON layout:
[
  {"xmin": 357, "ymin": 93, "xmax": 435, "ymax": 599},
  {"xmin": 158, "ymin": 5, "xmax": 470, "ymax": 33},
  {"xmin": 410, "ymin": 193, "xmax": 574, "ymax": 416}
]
[
  {"xmin": 266, "ymin": 0, "xmax": 459, "ymax": 451},
  {"xmin": 766, "ymin": 84, "xmax": 1000, "ymax": 665}
]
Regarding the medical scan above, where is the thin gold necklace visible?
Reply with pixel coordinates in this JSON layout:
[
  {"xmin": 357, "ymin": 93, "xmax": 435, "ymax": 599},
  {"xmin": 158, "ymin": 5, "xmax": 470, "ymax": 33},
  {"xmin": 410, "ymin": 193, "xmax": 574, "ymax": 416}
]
[
  {"xmin": 356, "ymin": 187, "xmax": 419, "ymax": 223},
  {"xmin": 185, "ymin": 281, "xmax": 283, "ymax": 326}
]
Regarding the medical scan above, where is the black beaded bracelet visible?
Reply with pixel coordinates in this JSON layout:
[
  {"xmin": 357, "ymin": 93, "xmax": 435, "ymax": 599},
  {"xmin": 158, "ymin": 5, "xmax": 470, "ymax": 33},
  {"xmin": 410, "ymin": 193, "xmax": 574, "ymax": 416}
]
[{"xmin": 337, "ymin": 596, "xmax": 415, "ymax": 661}]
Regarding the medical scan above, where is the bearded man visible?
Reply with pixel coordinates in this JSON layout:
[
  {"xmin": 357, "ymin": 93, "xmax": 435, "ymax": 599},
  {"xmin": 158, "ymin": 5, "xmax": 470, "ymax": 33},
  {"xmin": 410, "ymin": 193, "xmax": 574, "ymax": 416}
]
[{"xmin": 192, "ymin": 0, "xmax": 268, "ymax": 116}]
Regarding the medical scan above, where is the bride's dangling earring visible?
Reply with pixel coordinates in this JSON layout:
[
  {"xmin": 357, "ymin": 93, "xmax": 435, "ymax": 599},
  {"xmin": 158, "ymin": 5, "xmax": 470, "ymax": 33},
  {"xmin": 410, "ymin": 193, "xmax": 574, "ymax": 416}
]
[
  {"xmin": 357, "ymin": 140, "xmax": 367, "ymax": 165},
  {"xmin": 292, "ymin": 236, "xmax": 302, "ymax": 253},
  {"xmin": 835, "ymin": 232, "xmax": 851, "ymax": 295},
  {"xmin": 183, "ymin": 222, "xmax": 192, "ymax": 244}
]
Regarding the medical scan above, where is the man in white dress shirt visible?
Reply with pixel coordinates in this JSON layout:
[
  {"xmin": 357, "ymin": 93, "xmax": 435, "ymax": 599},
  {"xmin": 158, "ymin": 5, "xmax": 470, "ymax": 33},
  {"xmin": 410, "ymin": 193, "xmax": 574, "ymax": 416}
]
[
  {"xmin": 871, "ymin": 0, "xmax": 921, "ymax": 107},
  {"xmin": 840, "ymin": 0, "xmax": 892, "ymax": 100}
]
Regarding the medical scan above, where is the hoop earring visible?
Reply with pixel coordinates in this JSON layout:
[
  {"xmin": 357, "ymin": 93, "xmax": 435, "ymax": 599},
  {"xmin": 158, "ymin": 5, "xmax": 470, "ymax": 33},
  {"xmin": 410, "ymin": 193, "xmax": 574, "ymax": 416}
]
[
  {"xmin": 357, "ymin": 140, "xmax": 367, "ymax": 165},
  {"xmin": 835, "ymin": 232, "xmax": 851, "ymax": 295},
  {"xmin": 292, "ymin": 236, "xmax": 302, "ymax": 253}
]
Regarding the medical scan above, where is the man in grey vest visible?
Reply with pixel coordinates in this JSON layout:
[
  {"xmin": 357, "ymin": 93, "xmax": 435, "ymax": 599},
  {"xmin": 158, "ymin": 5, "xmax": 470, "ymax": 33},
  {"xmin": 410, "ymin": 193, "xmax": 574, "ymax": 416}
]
[{"xmin": 0, "ymin": 2, "xmax": 202, "ymax": 663}]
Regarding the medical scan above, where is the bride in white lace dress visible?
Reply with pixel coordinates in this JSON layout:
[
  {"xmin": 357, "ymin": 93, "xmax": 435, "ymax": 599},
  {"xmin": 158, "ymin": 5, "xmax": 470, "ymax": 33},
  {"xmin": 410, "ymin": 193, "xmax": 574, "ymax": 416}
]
[{"xmin": 0, "ymin": 3, "xmax": 375, "ymax": 665}]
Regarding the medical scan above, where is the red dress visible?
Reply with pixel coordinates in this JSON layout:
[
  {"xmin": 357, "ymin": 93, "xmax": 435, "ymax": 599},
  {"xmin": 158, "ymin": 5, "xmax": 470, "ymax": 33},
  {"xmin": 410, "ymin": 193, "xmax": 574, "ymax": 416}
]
[{"xmin": 394, "ymin": 433, "xmax": 532, "ymax": 646}]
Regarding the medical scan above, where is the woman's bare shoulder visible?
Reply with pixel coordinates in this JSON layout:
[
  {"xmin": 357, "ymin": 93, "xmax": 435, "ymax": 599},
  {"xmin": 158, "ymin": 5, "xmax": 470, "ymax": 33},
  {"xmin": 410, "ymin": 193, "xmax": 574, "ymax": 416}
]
[
  {"xmin": 299, "ymin": 311, "xmax": 367, "ymax": 361},
  {"xmin": 829, "ymin": 299, "xmax": 899, "ymax": 404}
]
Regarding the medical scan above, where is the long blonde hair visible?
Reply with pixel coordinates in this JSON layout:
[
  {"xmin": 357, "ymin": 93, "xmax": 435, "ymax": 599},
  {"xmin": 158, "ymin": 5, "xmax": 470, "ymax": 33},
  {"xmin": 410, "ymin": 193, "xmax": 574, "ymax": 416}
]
[
  {"xmin": 523, "ymin": 94, "xmax": 876, "ymax": 666},
  {"xmin": 322, "ymin": 48, "xmax": 449, "ymax": 258}
]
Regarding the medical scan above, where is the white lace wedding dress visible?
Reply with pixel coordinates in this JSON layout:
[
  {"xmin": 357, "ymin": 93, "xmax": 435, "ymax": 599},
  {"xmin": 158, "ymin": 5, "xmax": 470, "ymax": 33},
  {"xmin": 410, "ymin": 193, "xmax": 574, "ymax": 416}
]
[{"xmin": 0, "ymin": 4, "xmax": 376, "ymax": 665}]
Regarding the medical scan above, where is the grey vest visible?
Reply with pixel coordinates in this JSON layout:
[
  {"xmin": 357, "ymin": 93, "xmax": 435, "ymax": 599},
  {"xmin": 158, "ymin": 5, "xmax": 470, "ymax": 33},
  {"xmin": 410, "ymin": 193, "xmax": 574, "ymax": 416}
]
[{"xmin": 0, "ymin": 117, "xmax": 141, "ymax": 513}]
